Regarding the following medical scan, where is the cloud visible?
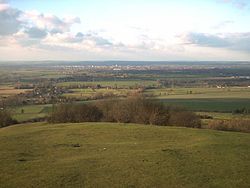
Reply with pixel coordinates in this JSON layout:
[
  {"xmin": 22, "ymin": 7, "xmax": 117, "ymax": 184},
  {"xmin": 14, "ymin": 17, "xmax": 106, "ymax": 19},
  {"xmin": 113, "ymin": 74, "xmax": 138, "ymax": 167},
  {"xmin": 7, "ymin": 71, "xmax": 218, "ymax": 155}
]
[
  {"xmin": 0, "ymin": 1, "xmax": 90, "ymax": 49},
  {"xmin": 21, "ymin": 11, "xmax": 81, "ymax": 34},
  {"xmin": 184, "ymin": 33, "xmax": 230, "ymax": 47},
  {"xmin": 39, "ymin": 32, "xmax": 114, "ymax": 48},
  {"xmin": 1, "ymin": 1, "xmax": 249, "ymax": 61},
  {"xmin": 183, "ymin": 32, "xmax": 250, "ymax": 52},
  {"xmin": 25, "ymin": 27, "xmax": 47, "ymax": 38},
  {"xmin": 212, "ymin": 20, "xmax": 234, "ymax": 29},
  {"xmin": 87, "ymin": 34, "xmax": 113, "ymax": 47},
  {"xmin": 0, "ymin": 0, "xmax": 8, "ymax": 3},
  {"xmin": 217, "ymin": 0, "xmax": 248, "ymax": 9},
  {"xmin": 0, "ymin": 1, "xmax": 81, "ymax": 37},
  {"xmin": 0, "ymin": 4, "xmax": 22, "ymax": 35}
]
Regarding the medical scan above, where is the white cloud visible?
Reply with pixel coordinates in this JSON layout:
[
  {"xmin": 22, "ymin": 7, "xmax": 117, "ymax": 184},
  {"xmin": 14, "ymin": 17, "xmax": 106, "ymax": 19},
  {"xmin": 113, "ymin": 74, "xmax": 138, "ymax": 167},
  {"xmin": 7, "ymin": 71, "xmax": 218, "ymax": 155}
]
[
  {"xmin": 217, "ymin": 0, "xmax": 249, "ymax": 9},
  {"xmin": 0, "ymin": 4, "xmax": 22, "ymax": 35},
  {"xmin": 182, "ymin": 32, "xmax": 250, "ymax": 52},
  {"xmin": 0, "ymin": 1, "xmax": 250, "ymax": 60},
  {"xmin": 212, "ymin": 20, "xmax": 234, "ymax": 30},
  {"xmin": 21, "ymin": 10, "xmax": 81, "ymax": 34}
]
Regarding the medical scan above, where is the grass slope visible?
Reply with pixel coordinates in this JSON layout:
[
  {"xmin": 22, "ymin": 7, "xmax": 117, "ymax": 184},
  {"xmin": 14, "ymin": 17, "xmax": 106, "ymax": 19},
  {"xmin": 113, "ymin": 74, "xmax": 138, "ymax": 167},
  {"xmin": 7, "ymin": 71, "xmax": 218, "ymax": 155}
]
[{"xmin": 0, "ymin": 123, "xmax": 249, "ymax": 188}]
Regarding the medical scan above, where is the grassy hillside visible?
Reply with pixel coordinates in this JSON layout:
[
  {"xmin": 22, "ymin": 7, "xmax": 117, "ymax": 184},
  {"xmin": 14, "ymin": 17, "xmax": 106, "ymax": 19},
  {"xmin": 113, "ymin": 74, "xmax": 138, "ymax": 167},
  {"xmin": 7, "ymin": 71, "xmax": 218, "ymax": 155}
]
[{"xmin": 0, "ymin": 123, "xmax": 249, "ymax": 188}]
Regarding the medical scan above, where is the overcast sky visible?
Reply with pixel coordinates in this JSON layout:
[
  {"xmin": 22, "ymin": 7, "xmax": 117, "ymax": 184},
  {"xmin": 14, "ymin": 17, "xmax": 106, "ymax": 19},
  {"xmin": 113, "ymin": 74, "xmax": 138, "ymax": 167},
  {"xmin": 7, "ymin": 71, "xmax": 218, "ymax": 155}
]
[{"xmin": 0, "ymin": 0, "xmax": 250, "ymax": 61}]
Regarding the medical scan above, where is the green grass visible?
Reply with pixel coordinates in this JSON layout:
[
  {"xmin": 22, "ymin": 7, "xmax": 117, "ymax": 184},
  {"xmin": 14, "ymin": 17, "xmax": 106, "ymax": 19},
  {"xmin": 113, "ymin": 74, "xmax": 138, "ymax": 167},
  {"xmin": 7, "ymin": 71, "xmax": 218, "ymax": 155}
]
[
  {"xmin": 63, "ymin": 88, "xmax": 130, "ymax": 99},
  {"xmin": 10, "ymin": 98, "xmax": 250, "ymax": 123},
  {"xmin": 57, "ymin": 80, "xmax": 157, "ymax": 88},
  {"xmin": 12, "ymin": 104, "xmax": 52, "ymax": 122},
  {"xmin": 148, "ymin": 87, "xmax": 250, "ymax": 99},
  {"xmin": 158, "ymin": 98, "xmax": 250, "ymax": 112},
  {"xmin": 0, "ymin": 122, "xmax": 249, "ymax": 188}
]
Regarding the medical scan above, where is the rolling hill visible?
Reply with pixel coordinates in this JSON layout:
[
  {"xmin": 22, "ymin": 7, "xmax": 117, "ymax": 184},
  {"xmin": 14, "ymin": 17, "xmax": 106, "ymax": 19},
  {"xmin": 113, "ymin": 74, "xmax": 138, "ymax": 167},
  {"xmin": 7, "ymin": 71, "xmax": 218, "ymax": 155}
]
[{"xmin": 0, "ymin": 123, "xmax": 249, "ymax": 188}]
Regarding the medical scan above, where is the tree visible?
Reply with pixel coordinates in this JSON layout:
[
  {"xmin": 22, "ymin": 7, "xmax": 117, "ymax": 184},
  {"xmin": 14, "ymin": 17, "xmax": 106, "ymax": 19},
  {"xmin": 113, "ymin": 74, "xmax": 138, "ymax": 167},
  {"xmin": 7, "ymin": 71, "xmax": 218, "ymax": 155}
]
[{"xmin": 0, "ymin": 109, "xmax": 17, "ymax": 127}]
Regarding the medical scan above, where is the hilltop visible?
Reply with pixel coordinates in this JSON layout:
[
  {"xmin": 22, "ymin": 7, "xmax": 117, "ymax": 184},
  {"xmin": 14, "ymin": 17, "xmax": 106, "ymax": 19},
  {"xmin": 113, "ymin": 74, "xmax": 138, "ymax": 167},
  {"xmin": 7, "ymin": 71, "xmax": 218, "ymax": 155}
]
[{"xmin": 0, "ymin": 122, "xmax": 249, "ymax": 188}]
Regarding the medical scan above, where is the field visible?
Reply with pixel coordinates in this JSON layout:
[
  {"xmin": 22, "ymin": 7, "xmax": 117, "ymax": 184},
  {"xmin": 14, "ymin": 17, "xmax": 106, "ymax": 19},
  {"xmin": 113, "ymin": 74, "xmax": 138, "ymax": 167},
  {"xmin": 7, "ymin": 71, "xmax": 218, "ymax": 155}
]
[
  {"xmin": 12, "ymin": 104, "xmax": 52, "ymax": 122},
  {"xmin": 57, "ymin": 80, "xmax": 158, "ymax": 88},
  {"xmin": 9, "ymin": 99, "xmax": 250, "ymax": 123},
  {"xmin": 0, "ymin": 122, "xmax": 249, "ymax": 188},
  {"xmin": 1, "ymin": 64, "xmax": 250, "ymax": 122},
  {"xmin": 0, "ymin": 86, "xmax": 31, "ymax": 98},
  {"xmin": 1, "ymin": 63, "xmax": 250, "ymax": 187},
  {"xmin": 63, "ymin": 88, "xmax": 131, "ymax": 99},
  {"xmin": 149, "ymin": 87, "xmax": 250, "ymax": 99},
  {"xmin": 158, "ymin": 98, "xmax": 250, "ymax": 112}
]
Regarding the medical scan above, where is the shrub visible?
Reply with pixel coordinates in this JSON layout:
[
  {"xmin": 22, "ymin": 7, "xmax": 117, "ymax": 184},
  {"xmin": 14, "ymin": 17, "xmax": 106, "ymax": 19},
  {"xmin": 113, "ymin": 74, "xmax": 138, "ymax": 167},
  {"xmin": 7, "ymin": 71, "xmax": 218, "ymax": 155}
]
[
  {"xmin": 96, "ymin": 97, "xmax": 170, "ymax": 126},
  {"xmin": 48, "ymin": 103, "xmax": 103, "ymax": 123},
  {"xmin": 0, "ymin": 109, "xmax": 17, "ymax": 127},
  {"xmin": 199, "ymin": 114, "xmax": 213, "ymax": 119},
  {"xmin": 205, "ymin": 119, "xmax": 250, "ymax": 133},
  {"xmin": 169, "ymin": 107, "xmax": 201, "ymax": 128},
  {"xmin": 49, "ymin": 97, "xmax": 201, "ymax": 128}
]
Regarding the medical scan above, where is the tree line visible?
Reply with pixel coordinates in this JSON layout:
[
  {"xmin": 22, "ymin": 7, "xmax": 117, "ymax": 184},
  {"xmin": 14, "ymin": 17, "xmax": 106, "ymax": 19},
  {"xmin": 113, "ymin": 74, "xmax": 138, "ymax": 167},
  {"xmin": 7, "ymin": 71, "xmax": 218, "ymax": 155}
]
[{"xmin": 48, "ymin": 97, "xmax": 201, "ymax": 128}]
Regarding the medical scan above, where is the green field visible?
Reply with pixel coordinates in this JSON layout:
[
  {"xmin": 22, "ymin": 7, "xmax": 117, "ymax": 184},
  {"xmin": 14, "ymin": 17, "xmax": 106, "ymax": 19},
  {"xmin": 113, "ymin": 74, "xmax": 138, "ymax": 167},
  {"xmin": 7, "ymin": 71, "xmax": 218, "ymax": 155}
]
[
  {"xmin": 63, "ymin": 88, "xmax": 131, "ymax": 99},
  {"xmin": 148, "ymin": 87, "xmax": 250, "ymax": 99},
  {"xmin": 57, "ymin": 80, "xmax": 158, "ymax": 88},
  {"xmin": 0, "ymin": 123, "xmax": 249, "ymax": 188},
  {"xmin": 158, "ymin": 99, "xmax": 250, "ymax": 112},
  {"xmin": 10, "ymin": 98, "xmax": 250, "ymax": 123},
  {"xmin": 12, "ymin": 104, "xmax": 52, "ymax": 122}
]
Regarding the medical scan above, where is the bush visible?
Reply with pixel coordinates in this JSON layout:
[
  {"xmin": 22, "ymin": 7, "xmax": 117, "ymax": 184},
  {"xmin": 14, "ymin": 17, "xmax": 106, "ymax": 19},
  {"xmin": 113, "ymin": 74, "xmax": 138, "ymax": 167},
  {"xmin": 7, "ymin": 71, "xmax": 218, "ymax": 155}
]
[
  {"xmin": 96, "ymin": 97, "xmax": 170, "ymax": 126},
  {"xmin": 205, "ymin": 119, "xmax": 250, "ymax": 133},
  {"xmin": 48, "ymin": 97, "xmax": 201, "ymax": 128},
  {"xmin": 48, "ymin": 103, "xmax": 103, "ymax": 123},
  {"xmin": 199, "ymin": 114, "xmax": 213, "ymax": 119},
  {"xmin": 0, "ymin": 109, "xmax": 17, "ymax": 127},
  {"xmin": 169, "ymin": 107, "xmax": 201, "ymax": 128}
]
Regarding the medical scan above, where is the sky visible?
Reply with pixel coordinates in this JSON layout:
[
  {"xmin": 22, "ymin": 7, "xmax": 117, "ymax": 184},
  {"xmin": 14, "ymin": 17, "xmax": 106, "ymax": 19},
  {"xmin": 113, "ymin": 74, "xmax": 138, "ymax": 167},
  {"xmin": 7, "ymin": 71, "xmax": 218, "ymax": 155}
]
[{"xmin": 0, "ymin": 0, "xmax": 250, "ymax": 61}]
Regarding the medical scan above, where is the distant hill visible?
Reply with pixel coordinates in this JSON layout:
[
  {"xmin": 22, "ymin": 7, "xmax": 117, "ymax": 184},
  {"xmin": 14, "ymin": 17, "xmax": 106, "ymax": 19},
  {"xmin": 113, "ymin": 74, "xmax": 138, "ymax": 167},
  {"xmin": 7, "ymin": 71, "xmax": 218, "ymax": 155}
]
[{"xmin": 1, "ymin": 60, "xmax": 250, "ymax": 67}]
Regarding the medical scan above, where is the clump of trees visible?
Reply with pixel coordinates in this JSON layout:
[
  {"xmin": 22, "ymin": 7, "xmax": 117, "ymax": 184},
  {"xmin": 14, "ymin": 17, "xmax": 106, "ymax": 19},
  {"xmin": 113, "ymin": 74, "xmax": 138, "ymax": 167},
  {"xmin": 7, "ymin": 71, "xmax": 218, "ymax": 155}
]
[
  {"xmin": 0, "ymin": 109, "xmax": 17, "ymax": 128},
  {"xmin": 49, "ymin": 97, "xmax": 201, "ymax": 128},
  {"xmin": 205, "ymin": 119, "xmax": 250, "ymax": 133},
  {"xmin": 48, "ymin": 103, "xmax": 102, "ymax": 123},
  {"xmin": 96, "ymin": 97, "xmax": 169, "ymax": 125},
  {"xmin": 168, "ymin": 106, "xmax": 201, "ymax": 128}
]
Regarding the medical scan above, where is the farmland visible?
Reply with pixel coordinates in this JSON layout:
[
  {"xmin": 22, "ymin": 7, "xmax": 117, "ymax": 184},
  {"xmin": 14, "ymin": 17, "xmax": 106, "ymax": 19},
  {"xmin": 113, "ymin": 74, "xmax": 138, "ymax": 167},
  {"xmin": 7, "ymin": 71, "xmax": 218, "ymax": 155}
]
[
  {"xmin": 0, "ymin": 86, "xmax": 31, "ymax": 99},
  {"xmin": 12, "ymin": 104, "xmax": 52, "ymax": 122},
  {"xmin": 0, "ymin": 62, "xmax": 250, "ymax": 123},
  {"xmin": 158, "ymin": 98, "xmax": 250, "ymax": 112},
  {"xmin": 0, "ymin": 122, "xmax": 249, "ymax": 188},
  {"xmin": 149, "ymin": 87, "xmax": 250, "ymax": 99},
  {"xmin": 57, "ymin": 80, "xmax": 158, "ymax": 88}
]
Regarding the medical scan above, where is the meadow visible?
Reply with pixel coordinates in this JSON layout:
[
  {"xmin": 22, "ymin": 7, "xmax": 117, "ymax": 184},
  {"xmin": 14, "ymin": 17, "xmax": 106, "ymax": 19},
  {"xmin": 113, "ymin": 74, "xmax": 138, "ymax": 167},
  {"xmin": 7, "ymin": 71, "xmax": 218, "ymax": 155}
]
[
  {"xmin": 12, "ymin": 104, "xmax": 52, "ymax": 122},
  {"xmin": 0, "ymin": 86, "xmax": 31, "ymax": 99},
  {"xmin": 0, "ymin": 122, "xmax": 249, "ymax": 188},
  {"xmin": 57, "ymin": 80, "xmax": 158, "ymax": 88},
  {"xmin": 148, "ymin": 87, "xmax": 250, "ymax": 99},
  {"xmin": 158, "ymin": 98, "xmax": 250, "ymax": 112},
  {"xmin": 1, "ymin": 64, "xmax": 250, "ymax": 124},
  {"xmin": 62, "ymin": 85, "xmax": 250, "ymax": 127}
]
